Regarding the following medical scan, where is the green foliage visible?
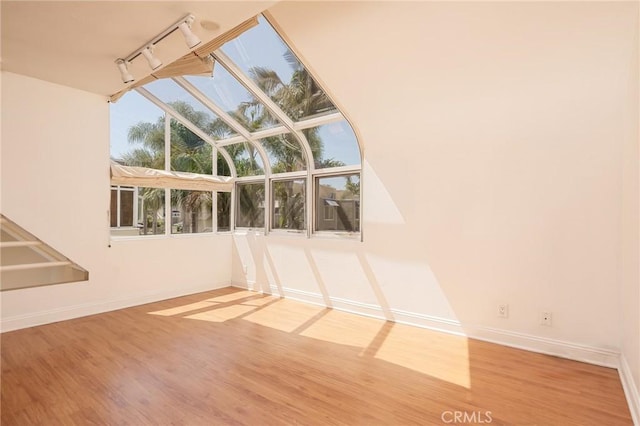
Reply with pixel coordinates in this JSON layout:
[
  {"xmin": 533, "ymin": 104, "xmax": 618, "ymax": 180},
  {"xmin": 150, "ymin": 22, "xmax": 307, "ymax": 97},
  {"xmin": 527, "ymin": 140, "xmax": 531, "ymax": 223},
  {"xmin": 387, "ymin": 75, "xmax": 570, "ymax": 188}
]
[
  {"xmin": 273, "ymin": 180, "xmax": 305, "ymax": 230},
  {"xmin": 345, "ymin": 176, "xmax": 360, "ymax": 197},
  {"xmin": 237, "ymin": 183, "xmax": 265, "ymax": 228}
]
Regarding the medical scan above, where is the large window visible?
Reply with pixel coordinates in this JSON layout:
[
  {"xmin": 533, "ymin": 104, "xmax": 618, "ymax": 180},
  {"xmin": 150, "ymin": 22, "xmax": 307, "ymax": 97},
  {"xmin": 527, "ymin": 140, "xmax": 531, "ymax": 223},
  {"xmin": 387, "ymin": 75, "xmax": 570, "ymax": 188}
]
[{"xmin": 110, "ymin": 14, "xmax": 361, "ymax": 238}]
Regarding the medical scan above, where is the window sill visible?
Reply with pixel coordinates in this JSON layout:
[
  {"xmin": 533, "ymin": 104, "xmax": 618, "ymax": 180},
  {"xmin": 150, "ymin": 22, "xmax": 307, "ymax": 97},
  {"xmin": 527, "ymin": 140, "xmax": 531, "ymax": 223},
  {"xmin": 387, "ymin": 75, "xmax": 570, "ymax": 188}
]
[
  {"xmin": 311, "ymin": 231, "xmax": 361, "ymax": 241},
  {"xmin": 109, "ymin": 231, "xmax": 231, "ymax": 242}
]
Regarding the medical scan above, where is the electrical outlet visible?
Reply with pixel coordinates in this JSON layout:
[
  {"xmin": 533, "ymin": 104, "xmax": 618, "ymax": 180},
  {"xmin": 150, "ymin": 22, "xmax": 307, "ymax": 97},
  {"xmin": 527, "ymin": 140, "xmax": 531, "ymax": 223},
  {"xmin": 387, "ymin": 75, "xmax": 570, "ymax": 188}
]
[
  {"xmin": 498, "ymin": 304, "xmax": 509, "ymax": 318},
  {"xmin": 540, "ymin": 311, "xmax": 552, "ymax": 326}
]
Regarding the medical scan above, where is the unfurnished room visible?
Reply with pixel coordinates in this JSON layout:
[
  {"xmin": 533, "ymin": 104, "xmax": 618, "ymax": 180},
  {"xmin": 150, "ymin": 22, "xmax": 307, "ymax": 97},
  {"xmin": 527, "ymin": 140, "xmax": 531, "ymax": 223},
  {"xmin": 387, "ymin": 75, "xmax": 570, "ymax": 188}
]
[{"xmin": 1, "ymin": 1, "xmax": 639, "ymax": 425}]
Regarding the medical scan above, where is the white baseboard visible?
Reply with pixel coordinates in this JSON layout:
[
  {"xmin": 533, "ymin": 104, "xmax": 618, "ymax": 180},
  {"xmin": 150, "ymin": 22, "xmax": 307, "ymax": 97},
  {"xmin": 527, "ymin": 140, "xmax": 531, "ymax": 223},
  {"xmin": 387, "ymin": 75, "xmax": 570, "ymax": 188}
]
[
  {"xmin": 264, "ymin": 284, "xmax": 466, "ymax": 336},
  {"xmin": 463, "ymin": 325, "xmax": 620, "ymax": 368},
  {"xmin": 232, "ymin": 280, "xmax": 259, "ymax": 292},
  {"xmin": 620, "ymin": 354, "xmax": 640, "ymax": 425},
  {"xmin": 230, "ymin": 283, "xmax": 622, "ymax": 369},
  {"xmin": 1, "ymin": 281, "xmax": 230, "ymax": 333}
]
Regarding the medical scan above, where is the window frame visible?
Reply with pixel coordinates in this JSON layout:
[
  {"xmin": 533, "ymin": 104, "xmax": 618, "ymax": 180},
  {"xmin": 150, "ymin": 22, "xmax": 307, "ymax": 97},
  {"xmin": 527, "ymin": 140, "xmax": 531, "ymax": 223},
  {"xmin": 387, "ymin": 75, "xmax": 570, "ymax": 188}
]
[
  {"xmin": 270, "ymin": 177, "xmax": 307, "ymax": 234},
  {"xmin": 234, "ymin": 180, "xmax": 266, "ymax": 231},
  {"xmin": 110, "ymin": 185, "xmax": 138, "ymax": 229},
  {"xmin": 313, "ymin": 172, "xmax": 361, "ymax": 236},
  {"xmin": 170, "ymin": 189, "xmax": 215, "ymax": 235},
  {"xmin": 109, "ymin": 12, "xmax": 363, "ymax": 241}
]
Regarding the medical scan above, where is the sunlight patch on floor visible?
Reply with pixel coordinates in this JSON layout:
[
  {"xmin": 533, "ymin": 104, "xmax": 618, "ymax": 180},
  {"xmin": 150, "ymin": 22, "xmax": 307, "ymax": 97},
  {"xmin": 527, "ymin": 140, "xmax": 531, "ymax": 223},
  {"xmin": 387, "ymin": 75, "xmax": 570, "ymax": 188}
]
[
  {"xmin": 242, "ymin": 299, "xmax": 325, "ymax": 332},
  {"xmin": 299, "ymin": 310, "xmax": 385, "ymax": 348},
  {"xmin": 205, "ymin": 290, "xmax": 258, "ymax": 303},
  {"xmin": 373, "ymin": 323, "xmax": 471, "ymax": 388},
  {"xmin": 184, "ymin": 304, "xmax": 257, "ymax": 322},
  {"xmin": 148, "ymin": 301, "xmax": 217, "ymax": 316},
  {"xmin": 240, "ymin": 296, "xmax": 278, "ymax": 307},
  {"xmin": 146, "ymin": 289, "xmax": 471, "ymax": 389}
]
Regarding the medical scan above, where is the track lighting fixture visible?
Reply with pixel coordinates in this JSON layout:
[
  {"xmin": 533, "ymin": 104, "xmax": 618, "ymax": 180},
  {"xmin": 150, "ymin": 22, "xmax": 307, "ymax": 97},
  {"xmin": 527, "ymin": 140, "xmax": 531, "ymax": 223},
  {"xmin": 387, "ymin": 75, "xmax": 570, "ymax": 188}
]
[
  {"xmin": 116, "ymin": 59, "xmax": 134, "ymax": 84},
  {"xmin": 141, "ymin": 46, "xmax": 162, "ymax": 70},
  {"xmin": 115, "ymin": 13, "xmax": 202, "ymax": 84},
  {"xmin": 178, "ymin": 15, "xmax": 201, "ymax": 48}
]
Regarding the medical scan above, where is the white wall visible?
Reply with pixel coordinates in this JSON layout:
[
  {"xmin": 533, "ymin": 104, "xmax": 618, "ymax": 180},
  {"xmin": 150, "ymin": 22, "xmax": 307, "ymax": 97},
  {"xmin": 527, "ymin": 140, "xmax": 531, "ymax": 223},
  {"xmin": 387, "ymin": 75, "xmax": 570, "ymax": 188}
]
[
  {"xmin": 620, "ymin": 4, "xmax": 640, "ymax": 422},
  {"xmin": 0, "ymin": 71, "xmax": 232, "ymax": 331},
  {"xmin": 229, "ymin": 1, "xmax": 639, "ymax": 367}
]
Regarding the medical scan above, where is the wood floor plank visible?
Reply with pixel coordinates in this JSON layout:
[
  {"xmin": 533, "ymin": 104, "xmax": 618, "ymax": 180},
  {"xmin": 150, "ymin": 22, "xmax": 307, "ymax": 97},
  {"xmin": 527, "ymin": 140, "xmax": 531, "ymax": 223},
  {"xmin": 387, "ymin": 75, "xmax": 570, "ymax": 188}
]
[{"xmin": 1, "ymin": 287, "xmax": 633, "ymax": 425}]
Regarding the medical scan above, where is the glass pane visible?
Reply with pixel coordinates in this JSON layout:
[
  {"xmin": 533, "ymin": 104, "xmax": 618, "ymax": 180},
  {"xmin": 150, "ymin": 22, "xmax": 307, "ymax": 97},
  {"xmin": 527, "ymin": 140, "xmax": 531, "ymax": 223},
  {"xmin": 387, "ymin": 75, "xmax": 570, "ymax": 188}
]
[
  {"xmin": 138, "ymin": 187, "xmax": 166, "ymax": 236},
  {"xmin": 303, "ymin": 120, "xmax": 360, "ymax": 169},
  {"xmin": 170, "ymin": 119, "xmax": 212, "ymax": 174},
  {"xmin": 111, "ymin": 90, "xmax": 165, "ymax": 169},
  {"xmin": 110, "ymin": 187, "xmax": 165, "ymax": 237},
  {"xmin": 185, "ymin": 66, "xmax": 280, "ymax": 132},
  {"xmin": 272, "ymin": 179, "xmax": 305, "ymax": 231},
  {"xmin": 119, "ymin": 190, "xmax": 134, "ymax": 227},
  {"xmin": 221, "ymin": 16, "xmax": 336, "ymax": 122},
  {"xmin": 223, "ymin": 143, "xmax": 264, "ymax": 177},
  {"xmin": 316, "ymin": 174, "xmax": 360, "ymax": 232},
  {"xmin": 110, "ymin": 189, "xmax": 118, "ymax": 227},
  {"xmin": 236, "ymin": 183, "xmax": 265, "ymax": 228},
  {"xmin": 145, "ymin": 78, "xmax": 235, "ymax": 140},
  {"xmin": 217, "ymin": 192, "xmax": 231, "ymax": 232},
  {"xmin": 259, "ymin": 134, "xmax": 306, "ymax": 173},
  {"xmin": 171, "ymin": 190, "xmax": 213, "ymax": 234},
  {"xmin": 110, "ymin": 186, "xmax": 135, "ymax": 229},
  {"xmin": 215, "ymin": 151, "xmax": 232, "ymax": 177}
]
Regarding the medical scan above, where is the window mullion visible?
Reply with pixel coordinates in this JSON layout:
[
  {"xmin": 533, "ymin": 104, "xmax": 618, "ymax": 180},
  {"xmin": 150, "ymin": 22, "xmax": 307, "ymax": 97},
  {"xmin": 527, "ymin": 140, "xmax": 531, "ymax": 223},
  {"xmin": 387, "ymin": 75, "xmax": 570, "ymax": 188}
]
[
  {"xmin": 212, "ymin": 146, "xmax": 218, "ymax": 232},
  {"xmin": 307, "ymin": 168, "xmax": 313, "ymax": 238},
  {"xmin": 293, "ymin": 112, "xmax": 344, "ymax": 132},
  {"xmin": 164, "ymin": 114, "xmax": 171, "ymax": 236},
  {"xmin": 116, "ymin": 187, "xmax": 121, "ymax": 228},
  {"xmin": 133, "ymin": 187, "xmax": 139, "ymax": 228}
]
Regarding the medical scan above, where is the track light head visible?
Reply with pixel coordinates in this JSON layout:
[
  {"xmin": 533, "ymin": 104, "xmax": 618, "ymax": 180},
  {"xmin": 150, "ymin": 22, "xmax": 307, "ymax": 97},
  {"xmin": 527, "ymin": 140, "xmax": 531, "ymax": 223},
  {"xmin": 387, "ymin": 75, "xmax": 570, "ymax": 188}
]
[
  {"xmin": 116, "ymin": 59, "xmax": 134, "ymax": 84},
  {"xmin": 116, "ymin": 13, "xmax": 201, "ymax": 85},
  {"xmin": 178, "ymin": 15, "xmax": 201, "ymax": 48},
  {"xmin": 141, "ymin": 45, "xmax": 163, "ymax": 70}
]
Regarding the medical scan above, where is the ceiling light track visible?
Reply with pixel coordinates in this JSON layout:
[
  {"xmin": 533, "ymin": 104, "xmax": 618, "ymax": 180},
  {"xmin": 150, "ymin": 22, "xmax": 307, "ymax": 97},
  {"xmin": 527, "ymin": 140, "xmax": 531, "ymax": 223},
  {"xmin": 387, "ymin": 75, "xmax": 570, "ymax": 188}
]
[{"xmin": 115, "ymin": 13, "xmax": 202, "ymax": 84}]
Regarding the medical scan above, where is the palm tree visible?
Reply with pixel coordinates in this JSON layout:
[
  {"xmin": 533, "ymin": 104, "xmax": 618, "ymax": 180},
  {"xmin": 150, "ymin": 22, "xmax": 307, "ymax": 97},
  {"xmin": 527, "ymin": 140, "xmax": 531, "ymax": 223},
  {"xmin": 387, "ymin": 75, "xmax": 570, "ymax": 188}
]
[
  {"xmin": 119, "ymin": 101, "xmax": 231, "ymax": 234},
  {"xmin": 249, "ymin": 51, "xmax": 337, "ymax": 167},
  {"xmin": 139, "ymin": 187, "xmax": 165, "ymax": 235},
  {"xmin": 122, "ymin": 119, "xmax": 165, "ymax": 169},
  {"xmin": 242, "ymin": 54, "xmax": 344, "ymax": 228},
  {"xmin": 237, "ymin": 183, "xmax": 265, "ymax": 228}
]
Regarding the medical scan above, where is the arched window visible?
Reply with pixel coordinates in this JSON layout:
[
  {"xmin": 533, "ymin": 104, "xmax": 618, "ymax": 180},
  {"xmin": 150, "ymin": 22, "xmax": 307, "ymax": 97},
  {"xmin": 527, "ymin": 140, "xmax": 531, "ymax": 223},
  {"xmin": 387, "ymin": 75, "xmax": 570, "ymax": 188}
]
[{"xmin": 110, "ymin": 14, "xmax": 361, "ymax": 238}]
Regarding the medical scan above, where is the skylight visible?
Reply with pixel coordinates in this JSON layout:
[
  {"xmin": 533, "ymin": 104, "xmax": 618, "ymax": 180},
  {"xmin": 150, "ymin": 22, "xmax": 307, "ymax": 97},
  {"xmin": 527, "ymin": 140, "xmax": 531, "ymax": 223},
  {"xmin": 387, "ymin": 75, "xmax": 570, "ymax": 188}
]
[{"xmin": 221, "ymin": 16, "xmax": 337, "ymax": 122}]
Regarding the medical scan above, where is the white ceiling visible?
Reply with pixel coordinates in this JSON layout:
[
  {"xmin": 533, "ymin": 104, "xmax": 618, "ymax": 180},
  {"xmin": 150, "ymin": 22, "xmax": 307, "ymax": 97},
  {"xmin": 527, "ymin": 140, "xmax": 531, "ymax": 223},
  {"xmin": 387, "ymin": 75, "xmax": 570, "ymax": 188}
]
[{"xmin": 1, "ymin": 1, "xmax": 278, "ymax": 97}]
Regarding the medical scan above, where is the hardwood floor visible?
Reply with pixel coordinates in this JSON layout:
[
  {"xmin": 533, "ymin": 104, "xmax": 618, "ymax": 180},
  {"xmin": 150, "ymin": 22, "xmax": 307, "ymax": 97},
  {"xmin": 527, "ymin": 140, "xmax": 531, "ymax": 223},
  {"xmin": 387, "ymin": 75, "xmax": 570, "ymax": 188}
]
[{"xmin": 1, "ymin": 287, "xmax": 632, "ymax": 425}]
